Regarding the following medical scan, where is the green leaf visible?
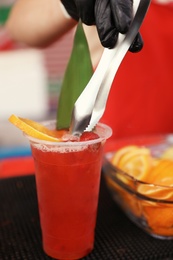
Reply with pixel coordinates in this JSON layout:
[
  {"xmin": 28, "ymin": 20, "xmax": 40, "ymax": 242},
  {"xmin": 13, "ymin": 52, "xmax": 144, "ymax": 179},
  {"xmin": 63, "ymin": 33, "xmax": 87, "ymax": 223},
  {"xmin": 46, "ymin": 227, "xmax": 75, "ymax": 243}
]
[{"xmin": 56, "ymin": 22, "xmax": 93, "ymax": 130}]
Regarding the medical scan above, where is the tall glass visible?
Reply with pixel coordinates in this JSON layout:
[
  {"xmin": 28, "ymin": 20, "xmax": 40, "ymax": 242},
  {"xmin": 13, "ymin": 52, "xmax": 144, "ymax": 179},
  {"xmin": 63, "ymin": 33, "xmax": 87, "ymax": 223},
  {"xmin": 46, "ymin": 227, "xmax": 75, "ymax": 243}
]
[{"xmin": 26, "ymin": 120, "xmax": 112, "ymax": 259}]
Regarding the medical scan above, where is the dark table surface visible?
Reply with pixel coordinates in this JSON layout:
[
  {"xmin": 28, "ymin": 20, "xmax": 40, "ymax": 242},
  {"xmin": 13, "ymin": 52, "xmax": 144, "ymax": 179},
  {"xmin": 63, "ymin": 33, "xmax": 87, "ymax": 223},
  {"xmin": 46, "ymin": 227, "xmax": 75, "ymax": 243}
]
[{"xmin": 0, "ymin": 174, "xmax": 173, "ymax": 260}]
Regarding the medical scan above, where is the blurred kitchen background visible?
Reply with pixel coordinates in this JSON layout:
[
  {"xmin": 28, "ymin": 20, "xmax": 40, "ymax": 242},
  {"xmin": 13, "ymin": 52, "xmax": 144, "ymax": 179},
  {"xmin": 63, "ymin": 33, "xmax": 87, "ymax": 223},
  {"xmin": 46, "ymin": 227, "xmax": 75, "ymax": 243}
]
[{"xmin": 0, "ymin": 0, "xmax": 74, "ymax": 162}]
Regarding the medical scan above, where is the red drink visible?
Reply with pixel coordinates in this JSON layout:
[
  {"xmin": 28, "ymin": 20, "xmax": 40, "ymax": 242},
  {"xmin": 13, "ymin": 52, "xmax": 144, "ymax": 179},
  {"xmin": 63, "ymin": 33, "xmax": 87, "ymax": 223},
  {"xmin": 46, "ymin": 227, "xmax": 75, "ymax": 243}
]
[{"xmin": 27, "ymin": 121, "xmax": 112, "ymax": 259}]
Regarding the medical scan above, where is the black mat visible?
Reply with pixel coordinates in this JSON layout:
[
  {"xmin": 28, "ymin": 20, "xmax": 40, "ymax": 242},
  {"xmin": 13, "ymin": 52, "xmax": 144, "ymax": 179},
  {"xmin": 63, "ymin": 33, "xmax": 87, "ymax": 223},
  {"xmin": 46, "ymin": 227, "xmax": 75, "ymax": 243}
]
[{"xmin": 0, "ymin": 174, "xmax": 173, "ymax": 260}]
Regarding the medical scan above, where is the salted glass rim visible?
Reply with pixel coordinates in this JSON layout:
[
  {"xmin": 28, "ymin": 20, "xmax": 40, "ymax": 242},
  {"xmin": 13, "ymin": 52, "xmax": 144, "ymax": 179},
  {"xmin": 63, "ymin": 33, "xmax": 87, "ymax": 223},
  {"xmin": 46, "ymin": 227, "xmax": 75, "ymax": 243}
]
[{"xmin": 24, "ymin": 120, "xmax": 112, "ymax": 147}]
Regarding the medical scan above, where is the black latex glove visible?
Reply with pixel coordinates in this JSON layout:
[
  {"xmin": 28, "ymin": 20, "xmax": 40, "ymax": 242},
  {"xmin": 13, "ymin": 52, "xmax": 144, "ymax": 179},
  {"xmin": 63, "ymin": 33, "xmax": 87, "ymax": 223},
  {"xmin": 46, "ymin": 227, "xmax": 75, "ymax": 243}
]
[{"xmin": 61, "ymin": 0, "xmax": 143, "ymax": 52}]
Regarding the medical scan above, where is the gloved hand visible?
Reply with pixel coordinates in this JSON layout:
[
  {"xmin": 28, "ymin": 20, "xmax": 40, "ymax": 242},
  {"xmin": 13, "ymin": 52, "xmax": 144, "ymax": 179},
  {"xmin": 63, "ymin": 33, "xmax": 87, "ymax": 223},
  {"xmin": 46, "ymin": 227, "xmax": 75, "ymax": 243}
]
[{"xmin": 61, "ymin": 0, "xmax": 143, "ymax": 52}]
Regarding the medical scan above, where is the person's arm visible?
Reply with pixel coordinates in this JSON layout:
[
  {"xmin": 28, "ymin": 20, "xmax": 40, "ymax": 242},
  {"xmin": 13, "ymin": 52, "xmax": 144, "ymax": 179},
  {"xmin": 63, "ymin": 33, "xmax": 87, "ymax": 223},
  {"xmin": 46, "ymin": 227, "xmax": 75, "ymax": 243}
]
[{"xmin": 5, "ymin": 0, "xmax": 77, "ymax": 47}]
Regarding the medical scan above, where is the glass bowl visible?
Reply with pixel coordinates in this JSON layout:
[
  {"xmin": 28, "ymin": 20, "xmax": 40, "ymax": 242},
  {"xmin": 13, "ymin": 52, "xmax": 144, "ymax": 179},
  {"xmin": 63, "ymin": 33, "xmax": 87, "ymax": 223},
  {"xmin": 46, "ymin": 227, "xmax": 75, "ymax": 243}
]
[{"xmin": 103, "ymin": 134, "xmax": 173, "ymax": 239}]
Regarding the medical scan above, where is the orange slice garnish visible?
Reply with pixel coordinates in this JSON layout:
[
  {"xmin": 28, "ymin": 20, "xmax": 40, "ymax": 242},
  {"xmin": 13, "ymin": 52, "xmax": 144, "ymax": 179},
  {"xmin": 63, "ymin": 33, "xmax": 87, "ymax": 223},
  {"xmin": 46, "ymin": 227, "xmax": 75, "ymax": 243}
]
[{"xmin": 8, "ymin": 114, "xmax": 63, "ymax": 142}]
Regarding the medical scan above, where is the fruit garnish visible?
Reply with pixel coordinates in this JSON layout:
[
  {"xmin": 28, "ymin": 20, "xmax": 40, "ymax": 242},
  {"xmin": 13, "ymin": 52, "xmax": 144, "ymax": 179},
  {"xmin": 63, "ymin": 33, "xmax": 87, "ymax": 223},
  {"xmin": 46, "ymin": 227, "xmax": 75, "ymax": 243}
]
[
  {"xmin": 80, "ymin": 131, "xmax": 99, "ymax": 141},
  {"xmin": 56, "ymin": 22, "xmax": 93, "ymax": 130},
  {"xmin": 8, "ymin": 114, "xmax": 63, "ymax": 142}
]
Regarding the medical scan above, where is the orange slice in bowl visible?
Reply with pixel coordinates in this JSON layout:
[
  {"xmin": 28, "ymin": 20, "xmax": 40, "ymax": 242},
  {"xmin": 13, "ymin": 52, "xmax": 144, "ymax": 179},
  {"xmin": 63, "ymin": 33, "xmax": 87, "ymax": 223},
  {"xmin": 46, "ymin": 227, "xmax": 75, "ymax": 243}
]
[
  {"xmin": 161, "ymin": 146, "xmax": 173, "ymax": 161},
  {"xmin": 144, "ymin": 159, "xmax": 173, "ymax": 186},
  {"xmin": 113, "ymin": 146, "xmax": 152, "ymax": 181},
  {"xmin": 138, "ymin": 159, "xmax": 173, "ymax": 237},
  {"xmin": 8, "ymin": 114, "xmax": 62, "ymax": 142},
  {"xmin": 142, "ymin": 203, "xmax": 173, "ymax": 236},
  {"xmin": 138, "ymin": 183, "xmax": 173, "ymax": 201},
  {"xmin": 111, "ymin": 145, "xmax": 139, "ymax": 166},
  {"xmin": 111, "ymin": 146, "xmax": 140, "ymax": 184}
]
